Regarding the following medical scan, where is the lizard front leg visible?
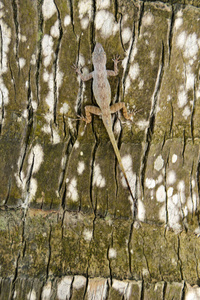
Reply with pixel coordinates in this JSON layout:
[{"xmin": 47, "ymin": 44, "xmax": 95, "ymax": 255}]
[
  {"xmin": 107, "ymin": 55, "xmax": 120, "ymax": 77},
  {"xmin": 110, "ymin": 102, "xmax": 132, "ymax": 120},
  {"xmin": 80, "ymin": 105, "xmax": 101, "ymax": 123},
  {"xmin": 72, "ymin": 64, "xmax": 94, "ymax": 81}
]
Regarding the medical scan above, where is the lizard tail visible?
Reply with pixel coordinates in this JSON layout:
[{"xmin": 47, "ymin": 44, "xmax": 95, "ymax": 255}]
[{"xmin": 104, "ymin": 122, "xmax": 137, "ymax": 207}]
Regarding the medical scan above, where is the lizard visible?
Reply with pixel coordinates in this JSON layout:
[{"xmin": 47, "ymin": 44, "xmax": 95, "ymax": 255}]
[{"xmin": 73, "ymin": 43, "xmax": 137, "ymax": 209}]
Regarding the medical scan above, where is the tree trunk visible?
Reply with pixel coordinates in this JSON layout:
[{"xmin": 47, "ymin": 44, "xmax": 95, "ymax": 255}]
[{"xmin": 0, "ymin": 0, "xmax": 200, "ymax": 299}]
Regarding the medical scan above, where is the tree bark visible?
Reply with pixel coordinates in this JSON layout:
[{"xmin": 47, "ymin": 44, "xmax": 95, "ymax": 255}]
[{"xmin": 0, "ymin": 0, "xmax": 200, "ymax": 299}]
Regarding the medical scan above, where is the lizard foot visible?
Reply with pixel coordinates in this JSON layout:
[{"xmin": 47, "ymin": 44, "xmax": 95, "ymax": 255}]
[
  {"xmin": 76, "ymin": 114, "xmax": 89, "ymax": 123},
  {"xmin": 127, "ymin": 108, "xmax": 143, "ymax": 122},
  {"xmin": 71, "ymin": 63, "xmax": 82, "ymax": 75},
  {"xmin": 112, "ymin": 54, "xmax": 121, "ymax": 64}
]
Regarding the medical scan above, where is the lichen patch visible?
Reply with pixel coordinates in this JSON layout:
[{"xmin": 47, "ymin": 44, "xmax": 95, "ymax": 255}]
[
  {"xmin": 66, "ymin": 177, "xmax": 78, "ymax": 202},
  {"xmin": 57, "ymin": 277, "xmax": 73, "ymax": 300},
  {"xmin": 93, "ymin": 163, "xmax": 106, "ymax": 188},
  {"xmin": 77, "ymin": 161, "xmax": 85, "ymax": 175},
  {"xmin": 154, "ymin": 155, "xmax": 164, "ymax": 171},
  {"xmin": 42, "ymin": 0, "xmax": 57, "ymax": 20},
  {"xmin": 156, "ymin": 185, "xmax": 166, "ymax": 203},
  {"xmin": 95, "ymin": 10, "xmax": 116, "ymax": 38}
]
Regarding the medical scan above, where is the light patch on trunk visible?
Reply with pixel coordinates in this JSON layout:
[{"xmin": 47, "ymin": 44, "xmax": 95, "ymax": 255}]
[
  {"xmin": 50, "ymin": 20, "xmax": 60, "ymax": 38},
  {"xmin": 154, "ymin": 155, "xmax": 164, "ymax": 171},
  {"xmin": 27, "ymin": 289, "xmax": 36, "ymax": 300},
  {"xmin": 93, "ymin": 163, "xmax": 106, "ymax": 188},
  {"xmin": 64, "ymin": 15, "xmax": 71, "ymax": 27},
  {"xmin": 77, "ymin": 161, "xmax": 85, "ymax": 175},
  {"xmin": 112, "ymin": 280, "xmax": 128, "ymax": 294},
  {"xmin": 81, "ymin": 17, "xmax": 89, "ymax": 29},
  {"xmin": 174, "ymin": 17, "xmax": 183, "ymax": 31},
  {"xmin": 41, "ymin": 281, "xmax": 52, "ymax": 299},
  {"xmin": 156, "ymin": 185, "xmax": 166, "ymax": 203},
  {"xmin": 122, "ymin": 27, "xmax": 132, "ymax": 44},
  {"xmin": 42, "ymin": 35, "xmax": 54, "ymax": 68},
  {"xmin": 19, "ymin": 58, "xmax": 26, "ymax": 69},
  {"xmin": 66, "ymin": 177, "xmax": 78, "ymax": 202},
  {"xmin": 57, "ymin": 277, "xmax": 73, "ymax": 300},
  {"xmin": 129, "ymin": 63, "xmax": 140, "ymax": 81},
  {"xmin": 42, "ymin": 0, "xmax": 57, "ymax": 20},
  {"xmin": 172, "ymin": 154, "xmax": 177, "ymax": 163},
  {"xmin": 138, "ymin": 199, "xmax": 145, "ymax": 221},
  {"xmin": 177, "ymin": 86, "xmax": 188, "ymax": 108},
  {"xmin": 83, "ymin": 228, "xmax": 93, "ymax": 241},
  {"xmin": 108, "ymin": 248, "xmax": 117, "ymax": 259},
  {"xmin": 87, "ymin": 279, "xmax": 108, "ymax": 300},
  {"xmin": 145, "ymin": 178, "xmax": 156, "ymax": 189},
  {"xmin": 96, "ymin": 0, "xmax": 111, "ymax": 10},
  {"xmin": 78, "ymin": 0, "xmax": 93, "ymax": 20},
  {"xmin": 95, "ymin": 10, "xmax": 115, "ymax": 39},
  {"xmin": 28, "ymin": 144, "xmax": 44, "ymax": 174},
  {"xmin": 167, "ymin": 170, "xmax": 176, "ymax": 185},
  {"xmin": 73, "ymin": 276, "xmax": 86, "ymax": 289},
  {"xmin": 142, "ymin": 12, "xmax": 154, "ymax": 27}
]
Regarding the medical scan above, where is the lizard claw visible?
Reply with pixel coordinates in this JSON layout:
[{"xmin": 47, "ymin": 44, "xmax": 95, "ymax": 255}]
[
  {"xmin": 112, "ymin": 55, "xmax": 121, "ymax": 64},
  {"xmin": 76, "ymin": 114, "xmax": 87, "ymax": 122},
  {"xmin": 71, "ymin": 63, "xmax": 82, "ymax": 74},
  {"xmin": 127, "ymin": 108, "xmax": 143, "ymax": 122}
]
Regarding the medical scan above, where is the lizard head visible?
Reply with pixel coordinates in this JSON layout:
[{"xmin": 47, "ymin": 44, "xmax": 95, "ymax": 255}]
[{"xmin": 92, "ymin": 43, "xmax": 106, "ymax": 66}]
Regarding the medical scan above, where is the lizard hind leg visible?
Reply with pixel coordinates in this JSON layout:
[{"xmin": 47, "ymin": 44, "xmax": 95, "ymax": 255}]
[
  {"xmin": 81, "ymin": 105, "xmax": 101, "ymax": 123},
  {"xmin": 110, "ymin": 102, "xmax": 132, "ymax": 120}
]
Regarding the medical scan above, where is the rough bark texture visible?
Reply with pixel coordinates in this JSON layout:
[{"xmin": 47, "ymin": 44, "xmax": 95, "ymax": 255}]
[{"xmin": 0, "ymin": 0, "xmax": 200, "ymax": 299}]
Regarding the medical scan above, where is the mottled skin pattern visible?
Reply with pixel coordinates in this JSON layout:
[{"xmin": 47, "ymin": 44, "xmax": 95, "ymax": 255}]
[{"xmin": 73, "ymin": 43, "xmax": 136, "ymax": 208}]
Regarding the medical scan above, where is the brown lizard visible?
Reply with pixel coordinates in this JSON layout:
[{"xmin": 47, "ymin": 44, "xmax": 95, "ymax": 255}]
[{"xmin": 73, "ymin": 43, "xmax": 136, "ymax": 208}]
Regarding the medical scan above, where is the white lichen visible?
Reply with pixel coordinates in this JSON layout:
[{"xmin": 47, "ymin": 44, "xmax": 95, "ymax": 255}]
[
  {"xmin": 42, "ymin": 35, "xmax": 54, "ymax": 67},
  {"xmin": 177, "ymin": 86, "xmax": 187, "ymax": 108},
  {"xmin": 167, "ymin": 170, "xmax": 176, "ymax": 185},
  {"xmin": 57, "ymin": 277, "xmax": 73, "ymax": 300},
  {"xmin": 41, "ymin": 282, "xmax": 52, "ymax": 300},
  {"xmin": 83, "ymin": 228, "xmax": 93, "ymax": 241},
  {"xmin": 64, "ymin": 15, "xmax": 71, "ymax": 27},
  {"xmin": 122, "ymin": 27, "xmax": 132, "ymax": 44},
  {"xmin": 176, "ymin": 31, "xmax": 187, "ymax": 49},
  {"xmin": 112, "ymin": 280, "xmax": 128, "ymax": 294},
  {"xmin": 66, "ymin": 177, "xmax": 78, "ymax": 202},
  {"xmin": 154, "ymin": 155, "xmax": 164, "ymax": 171},
  {"xmin": 129, "ymin": 63, "xmax": 140, "ymax": 81},
  {"xmin": 80, "ymin": 17, "xmax": 90, "ymax": 29},
  {"xmin": 156, "ymin": 185, "xmax": 166, "ymax": 203},
  {"xmin": 96, "ymin": 0, "xmax": 111, "ymax": 9},
  {"xmin": 182, "ymin": 106, "xmax": 191, "ymax": 119},
  {"xmin": 19, "ymin": 58, "xmax": 26, "ymax": 69},
  {"xmin": 73, "ymin": 276, "xmax": 86, "ymax": 289},
  {"xmin": 174, "ymin": 17, "xmax": 183, "ymax": 31},
  {"xmin": 142, "ymin": 12, "xmax": 154, "ymax": 26},
  {"xmin": 28, "ymin": 144, "xmax": 44, "ymax": 174},
  {"xmin": 138, "ymin": 199, "xmax": 145, "ymax": 221},
  {"xmin": 60, "ymin": 103, "xmax": 69, "ymax": 114},
  {"xmin": 27, "ymin": 289, "xmax": 37, "ymax": 300},
  {"xmin": 95, "ymin": 10, "xmax": 115, "ymax": 38},
  {"xmin": 50, "ymin": 20, "xmax": 60, "ymax": 38},
  {"xmin": 78, "ymin": 0, "xmax": 92, "ymax": 20},
  {"xmin": 145, "ymin": 178, "xmax": 156, "ymax": 189},
  {"xmin": 150, "ymin": 51, "xmax": 155, "ymax": 65},
  {"xmin": 172, "ymin": 154, "xmax": 177, "ymax": 163},
  {"xmin": 108, "ymin": 248, "xmax": 117, "ymax": 259},
  {"xmin": 42, "ymin": 0, "xmax": 57, "ymax": 20},
  {"xmin": 185, "ymin": 284, "xmax": 200, "ymax": 300},
  {"xmin": 77, "ymin": 161, "xmax": 85, "ymax": 175},
  {"xmin": 93, "ymin": 163, "xmax": 106, "ymax": 188}
]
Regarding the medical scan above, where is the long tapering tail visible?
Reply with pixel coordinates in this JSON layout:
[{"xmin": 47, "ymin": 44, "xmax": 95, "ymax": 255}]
[{"xmin": 103, "ymin": 121, "xmax": 137, "ymax": 208}]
